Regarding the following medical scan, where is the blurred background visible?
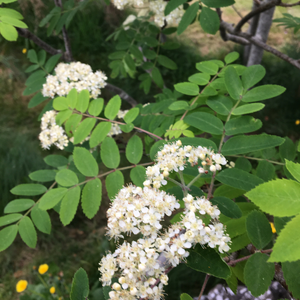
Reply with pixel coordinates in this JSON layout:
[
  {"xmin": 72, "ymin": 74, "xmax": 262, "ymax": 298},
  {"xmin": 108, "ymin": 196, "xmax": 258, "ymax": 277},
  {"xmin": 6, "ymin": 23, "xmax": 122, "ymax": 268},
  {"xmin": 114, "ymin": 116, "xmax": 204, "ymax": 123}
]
[{"xmin": 0, "ymin": 0, "xmax": 299, "ymax": 299}]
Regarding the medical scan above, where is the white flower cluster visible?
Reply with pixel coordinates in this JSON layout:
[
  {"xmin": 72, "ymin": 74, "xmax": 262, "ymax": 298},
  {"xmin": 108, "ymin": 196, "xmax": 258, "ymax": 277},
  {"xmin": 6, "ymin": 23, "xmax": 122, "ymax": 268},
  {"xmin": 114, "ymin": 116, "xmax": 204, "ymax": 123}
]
[
  {"xmin": 100, "ymin": 186, "xmax": 230, "ymax": 300},
  {"xmin": 144, "ymin": 140, "xmax": 227, "ymax": 189},
  {"xmin": 106, "ymin": 185, "xmax": 180, "ymax": 239},
  {"xmin": 112, "ymin": 0, "xmax": 184, "ymax": 27},
  {"xmin": 42, "ymin": 62, "xmax": 107, "ymax": 99},
  {"xmin": 39, "ymin": 110, "xmax": 68, "ymax": 150}
]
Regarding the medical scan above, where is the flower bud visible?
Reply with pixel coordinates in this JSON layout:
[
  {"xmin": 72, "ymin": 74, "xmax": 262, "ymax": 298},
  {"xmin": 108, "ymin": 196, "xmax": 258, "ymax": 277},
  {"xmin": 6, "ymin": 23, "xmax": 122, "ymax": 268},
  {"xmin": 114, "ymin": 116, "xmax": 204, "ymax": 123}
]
[{"xmin": 112, "ymin": 283, "xmax": 121, "ymax": 291}]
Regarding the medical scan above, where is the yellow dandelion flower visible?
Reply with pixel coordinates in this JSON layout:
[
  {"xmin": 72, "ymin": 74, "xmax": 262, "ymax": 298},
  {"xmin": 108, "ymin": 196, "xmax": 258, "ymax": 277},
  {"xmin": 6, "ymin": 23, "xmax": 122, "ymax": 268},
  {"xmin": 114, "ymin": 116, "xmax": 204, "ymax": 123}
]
[
  {"xmin": 50, "ymin": 286, "xmax": 56, "ymax": 294},
  {"xmin": 22, "ymin": 48, "xmax": 27, "ymax": 54},
  {"xmin": 38, "ymin": 264, "xmax": 49, "ymax": 275},
  {"xmin": 295, "ymin": 120, "xmax": 300, "ymax": 125},
  {"xmin": 16, "ymin": 280, "xmax": 28, "ymax": 293},
  {"xmin": 270, "ymin": 222, "xmax": 276, "ymax": 234}
]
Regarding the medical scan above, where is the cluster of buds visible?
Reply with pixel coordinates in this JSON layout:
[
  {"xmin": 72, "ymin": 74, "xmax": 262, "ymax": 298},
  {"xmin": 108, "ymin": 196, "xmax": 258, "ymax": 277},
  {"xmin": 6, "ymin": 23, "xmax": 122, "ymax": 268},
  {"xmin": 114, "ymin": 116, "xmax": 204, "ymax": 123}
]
[
  {"xmin": 144, "ymin": 140, "xmax": 227, "ymax": 189},
  {"xmin": 42, "ymin": 62, "xmax": 107, "ymax": 99},
  {"xmin": 39, "ymin": 110, "xmax": 68, "ymax": 150}
]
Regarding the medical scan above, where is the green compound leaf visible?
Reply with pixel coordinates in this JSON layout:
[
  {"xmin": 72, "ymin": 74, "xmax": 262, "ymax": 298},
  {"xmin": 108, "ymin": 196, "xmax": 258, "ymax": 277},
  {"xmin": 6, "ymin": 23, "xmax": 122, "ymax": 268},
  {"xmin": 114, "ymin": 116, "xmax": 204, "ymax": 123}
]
[
  {"xmin": 180, "ymin": 293, "xmax": 193, "ymax": 300},
  {"xmin": 130, "ymin": 166, "xmax": 146, "ymax": 187},
  {"xmin": 177, "ymin": 2, "xmax": 199, "ymax": 35},
  {"xmin": 242, "ymin": 84, "xmax": 286, "ymax": 102},
  {"xmin": 10, "ymin": 184, "xmax": 47, "ymax": 196},
  {"xmin": 56, "ymin": 109, "xmax": 73, "ymax": 126},
  {"xmin": 256, "ymin": 160, "xmax": 275, "ymax": 182},
  {"xmin": 222, "ymin": 134, "xmax": 285, "ymax": 155},
  {"xmin": 39, "ymin": 188, "xmax": 68, "ymax": 210},
  {"xmin": 246, "ymin": 210, "xmax": 272, "ymax": 249},
  {"xmin": 89, "ymin": 122, "xmax": 112, "ymax": 148},
  {"xmin": 70, "ymin": 268, "xmax": 89, "ymax": 300},
  {"xmin": 216, "ymin": 168, "xmax": 263, "ymax": 191},
  {"xmin": 126, "ymin": 136, "xmax": 143, "ymax": 164},
  {"xmin": 82, "ymin": 178, "xmax": 102, "ymax": 219},
  {"xmin": 157, "ymin": 55, "xmax": 177, "ymax": 70},
  {"xmin": 0, "ymin": 214, "xmax": 22, "ymax": 227},
  {"xmin": 75, "ymin": 89, "xmax": 90, "ymax": 113},
  {"xmin": 244, "ymin": 253, "xmax": 275, "ymax": 296},
  {"xmin": 279, "ymin": 138, "xmax": 296, "ymax": 161},
  {"xmin": 165, "ymin": 0, "xmax": 186, "ymax": 15},
  {"xmin": 28, "ymin": 92, "xmax": 48, "ymax": 108},
  {"xmin": 187, "ymin": 244, "xmax": 231, "ymax": 279},
  {"xmin": 224, "ymin": 66, "xmax": 243, "ymax": 101},
  {"xmin": 282, "ymin": 260, "xmax": 300, "ymax": 298},
  {"xmin": 206, "ymin": 95, "xmax": 233, "ymax": 116},
  {"xmin": 53, "ymin": 96, "xmax": 69, "ymax": 111},
  {"xmin": 88, "ymin": 98, "xmax": 104, "ymax": 116},
  {"xmin": 188, "ymin": 72, "xmax": 210, "ymax": 86},
  {"xmin": 196, "ymin": 61, "xmax": 219, "ymax": 75},
  {"xmin": 73, "ymin": 117, "xmax": 96, "ymax": 145},
  {"xmin": 269, "ymin": 214, "xmax": 300, "ymax": 262},
  {"xmin": 246, "ymin": 179, "xmax": 300, "ymax": 217},
  {"xmin": 174, "ymin": 82, "xmax": 199, "ymax": 96},
  {"xmin": 101, "ymin": 137, "xmax": 120, "ymax": 169},
  {"xmin": 224, "ymin": 52, "xmax": 239, "ymax": 64},
  {"xmin": 285, "ymin": 160, "xmax": 300, "ymax": 182},
  {"xmin": 225, "ymin": 116, "xmax": 262, "ymax": 135},
  {"xmin": 31, "ymin": 204, "xmax": 51, "ymax": 234},
  {"xmin": 44, "ymin": 154, "xmax": 68, "ymax": 167},
  {"xmin": 232, "ymin": 103, "xmax": 265, "ymax": 115},
  {"xmin": 73, "ymin": 147, "xmax": 98, "ymax": 177},
  {"xmin": 60, "ymin": 186, "xmax": 81, "ymax": 226},
  {"xmin": 185, "ymin": 112, "xmax": 223, "ymax": 135},
  {"xmin": 200, "ymin": 7, "xmax": 220, "ymax": 35},
  {"xmin": 104, "ymin": 95, "xmax": 121, "ymax": 120},
  {"xmin": 0, "ymin": 22, "xmax": 18, "ymax": 41},
  {"xmin": 241, "ymin": 65, "xmax": 266, "ymax": 90},
  {"xmin": 19, "ymin": 216, "xmax": 37, "ymax": 248},
  {"xmin": 0, "ymin": 225, "xmax": 18, "ymax": 252},
  {"xmin": 4, "ymin": 199, "xmax": 35, "ymax": 213},
  {"xmin": 124, "ymin": 107, "xmax": 139, "ymax": 124},
  {"xmin": 151, "ymin": 67, "xmax": 164, "ymax": 88},
  {"xmin": 55, "ymin": 169, "xmax": 78, "ymax": 187},
  {"xmin": 210, "ymin": 196, "xmax": 242, "ymax": 219},
  {"xmin": 201, "ymin": 0, "xmax": 234, "ymax": 7},
  {"xmin": 105, "ymin": 171, "xmax": 124, "ymax": 200}
]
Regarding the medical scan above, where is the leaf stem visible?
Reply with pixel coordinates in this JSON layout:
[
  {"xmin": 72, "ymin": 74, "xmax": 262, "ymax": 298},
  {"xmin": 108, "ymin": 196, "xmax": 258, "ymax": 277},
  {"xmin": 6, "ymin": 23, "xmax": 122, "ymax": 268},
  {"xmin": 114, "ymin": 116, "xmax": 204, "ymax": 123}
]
[
  {"xmin": 228, "ymin": 155, "xmax": 285, "ymax": 166},
  {"xmin": 197, "ymin": 274, "xmax": 210, "ymax": 300},
  {"xmin": 187, "ymin": 172, "xmax": 202, "ymax": 188},
  {"xmin": 227, "ymin": 249, "xmax": 272, "ymax": 266}
]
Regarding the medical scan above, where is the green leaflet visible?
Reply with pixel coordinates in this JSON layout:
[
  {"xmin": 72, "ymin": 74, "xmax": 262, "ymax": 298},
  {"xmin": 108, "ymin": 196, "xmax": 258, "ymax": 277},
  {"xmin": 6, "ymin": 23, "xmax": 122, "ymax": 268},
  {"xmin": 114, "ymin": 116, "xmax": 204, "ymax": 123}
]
[
  {"xmin": 19, "ymin": 216, "xmax": 37, "ymax": 248},
  {"xmin": 4, "ymin": 199, "xmax": 35, "ymax": 213},
  {"xmin": 44, "ymin": 154, "xmax": 68, "ymax": 167},
  {"xmin": 39, "ymin": 188, "xmax": 68, "ymax": 210},
  {"xmin": 196, "ymin": 61, "xmax": 219, "ymax": 75},
  {"xmin": 235, "ymin": 157, "xmax": 252, "ymax": 172},
  {"xmin": 188, "ymin": 72, "xmax": 210, "ymax": 86},
  {"xmin": 67, "ymin": 88, "xmax": 77, "ymax": 109},
  {"xmin": 29, "ymin": 170, "xmax": 56, "ymax": 183},
  {"xmin": 31, "ymin": 204, "xmax": 51, "ymax": 234},
  {"xmin": 124, "ymin": 107, "xmax": 139, "ymax": 124},
  {"xmin": 177, "ymin": 2, "xmax": 199, "ymax": 35},
  {"xmin": 206, "ymin": 95, "xmax": 233, "ymax": 115},
  {"xmin": 73, "ymin": 147, "xmax": 98, "ymax": 177},
  {"xmin": 174, "ymin": 82, "xmax": 199, "ymax": 96},
  {"xmin": 165, "ymin": 0, "xmax": 186, "ymax": 15},
  {"xmin": 65, "ymin": 114, "xmax": 82, "ymax": 136},
  {"xmin": 216, "ymin": 168, "xmax": 263, "ymax": 191},
  {"xmin": 73, "ymin": 118, "xmax": 96, "ymax": 144},
  {"xmin": 60, "ymin": 186, "xmax": 81, "ymax": 226},
  {"xmin": 180, "ymin": 294, "xmax": 193, "ymax": 300},
  {"xmin": 130, "ymin": 166, "xmax": 146, "ymax": 187},
  {"xmin": 101, "ymin": 137, "xmax": 120, "ymax": 169},
  {"xmin": 285, "ymin": 160, "xmax": 300, "ymax": 182},
  {"xmin": 225, "ymin": 116, "xmax": 262, "ymax": 135},
  {"xmin": 201, "ymin": 0, "xmax": 234, "ymax": 7},
  {"xmin": 186, "ymin": 244, "xmax": 231, "ymax": 279},
  {"xmin": 88, "ymin": 98, "xmax": 104, "ymax": 116},
  {"xmin": 246, "ymin": 211, "xmax": 272, "ymax": 249},
  {"xmin": 222, "ymin": 134, "xmax": 285, "ymax": 155},
  {"xmin": 210, "ymin": 196, "xmax": 242, "ymax": 219},
  {"xmin": 269, "ymin": 214, "xmax": 300, "ymax": 262},
  {"xmin": 10, "ymin": 184, "xmax": 47, "ymax": 196},
  {"xmin": 279, "ymin": 137, "xmax": 296, "ymax": 161},
  {"xmin": 256, "ymin": 160, "xmax": 275, "ymax": 182},
  {"xmin": 241, "ymin": 65, "xmax": 266, "ymax": 90},
  {"xmin": 126, "ymin": 136, "xmax": 143, "ymax": 164},
  {"xmin": 157, "ymin": 55, "xmax": 177, "ymax": 70},
  {"xmin": 53, "ymin": 96, "xmax": 69, "ymax": 111},
  {"xmin": 105, "ymin": 171, "xmax": 124, "ymax": 200},
  {"xmin": 224, "ymin": 52, "xmax": 239, "ymax": 64},
  {"xmin": 199, "ymin": 7, "xmax": 220, "ymax": 35},
  {"xmin": 185, "ymin": 112, "xmax": 223, "ymax": 135},
  {"xmin": 168, "ymin": 101, "xmax": 189, "ymax": 111},
  {"xmin": 75, "ymin": 89, "xmax": 90, "ymax": 113},
  {"xmin": 244, "ymin": 253, "xmax": 274, "ymax": 296},
  {"xmin": 224, "ymin": 66, "xmax": 243, "ymax": 100},
  {"xmin": 242, "ymin": 84, "xmax": 286, "ymax": 102},
  {"xmin": 104, "ymin": 95, "xmax": 121, "ymax": 120},
  {"xmin": 246, "ymin": 179, "xmax": 300, "ymax": 217},
  {"xmin": 232, "ymin": 103, "xmax": 265, "ymax": 115},
  {"xmin": 82, "ymin": 178, "xmax": 102, "ymax": 219},
  {"xmin": 0, "ymin": 214, "xmax": 22, "ymax": 227},
  {"xmin": 89, "ymin": 122, "xmax": 112, "ymax": 148},
  {"xmin": 282, "ymin": 261, "xmax": 300, "ymax": 299},
  {"xmin": 0, "ymin": 225, "xmax": 18, "ymax": 252},
  {"xmin": 56, "ymin": 109, "xmax": 72, "ymax": 126},
  {"xmin": 70, "ymin": 268, "xmax": 89, "ymax": 300},
  {"xmin": 55, "ymin": 169, "xmax": 78, "ymax": 187}
]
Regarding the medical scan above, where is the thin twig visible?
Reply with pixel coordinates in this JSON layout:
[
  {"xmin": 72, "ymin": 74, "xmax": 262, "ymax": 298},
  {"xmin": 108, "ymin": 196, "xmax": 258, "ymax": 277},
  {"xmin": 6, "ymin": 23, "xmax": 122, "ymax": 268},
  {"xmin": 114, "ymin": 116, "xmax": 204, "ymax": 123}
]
[
  {"xmin": 197, "ymin": 274, "xmax": 210, "ymax": 300},
  {"xmin": 227, "ymin": 249, "xmax": 272, "ymax": 266},
  {"xmin": 231, "ymin": 4, "xmax": 246, "ymax": 21},
  {"xmin": 106, "ymin": 83, "xmax": 138, "ymax": 107},
  {"xmin": 228, "ymin": 155, "xmax": 285, "ymax": 165},
  {"xmin": 278, "ymin": 0, "xmax": 300, "ymax": 6}
]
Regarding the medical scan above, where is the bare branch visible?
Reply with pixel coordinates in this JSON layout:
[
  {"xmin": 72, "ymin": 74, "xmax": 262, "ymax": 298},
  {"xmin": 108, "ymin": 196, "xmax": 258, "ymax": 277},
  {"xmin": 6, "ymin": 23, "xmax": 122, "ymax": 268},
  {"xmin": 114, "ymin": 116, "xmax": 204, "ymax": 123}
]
[
  {"xmin": 234, "ymin": 0, "xmax": 280, "ymax": 33},
  {"xmin": 106, "ymin": 83, "xmax": 138, "ymax": 107},
  {"xmin": 279, "ymin": 0, "xmax": 300, "ymax": 6},
  {"xmin": 231, "ymin": 4, "xmax": 246, "ymax": 21},
  {"xmin": 221, "ymin": 21, "xmax": 300, "ymax": 70},
  {"xmin": 54, "ymin": 0, "xmax": 73, "ymax": 62}
]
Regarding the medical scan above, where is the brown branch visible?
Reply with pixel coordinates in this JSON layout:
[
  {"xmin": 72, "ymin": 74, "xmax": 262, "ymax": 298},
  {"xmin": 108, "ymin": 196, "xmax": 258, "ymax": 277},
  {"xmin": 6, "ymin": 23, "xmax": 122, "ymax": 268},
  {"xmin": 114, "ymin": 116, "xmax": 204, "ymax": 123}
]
[
  {"xmin": 106, "ymin": 83, "xmax": 138, "ymax": 107},
  {"xmin": 197, "ymin": 274, "xmax": 210, "ymax": 300},
  {"xmin": 54, "ymin": 0, "xmax": 73, "ymax": 62},
  {"xmin": 278, "ymin": 0, "xmax": 300, "ymax": 6},
  {"xmin": 227, "ymin": 249, "xmax": 273, "ymax": 266},
  {"xmin": 234, "ymin": 0, "xmax": 280, "ymax": 33},
  {"xmin": 221, "ymin": 21, "xmax": 300, "ymax": 70}
]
